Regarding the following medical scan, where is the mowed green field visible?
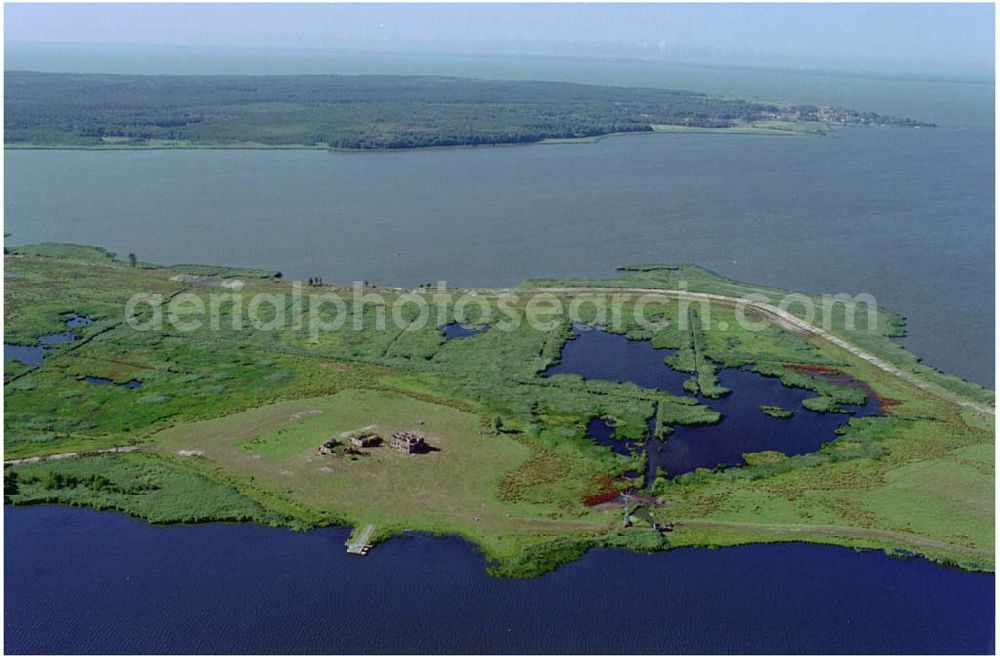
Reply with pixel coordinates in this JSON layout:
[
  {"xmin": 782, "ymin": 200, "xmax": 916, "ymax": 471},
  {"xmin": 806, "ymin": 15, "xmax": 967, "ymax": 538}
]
[
  {"xmin": 4, "ymin": 245, "xmax": 994, "ymax": 575},
  {"xmin": 151, "ymin": 389, "xmax": 607, "ymax": 543}
]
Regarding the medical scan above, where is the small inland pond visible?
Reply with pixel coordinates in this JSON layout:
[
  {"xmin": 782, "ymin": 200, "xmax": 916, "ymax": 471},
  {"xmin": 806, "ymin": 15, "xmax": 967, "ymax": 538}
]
[
  {"xmin": 82, "ymin": 376, "xmax": 143, "ymax": 389},
  {"xmin": 545, "ymin": 327, "xmax": 879, "ymax": 480},
  {"xmin": 4, "ymin": 313, "xmax": 93, "ymax": 366},
  {"xmin": 544, "ymin": 326, "xmax": 688, "ymax": 393},
  {"xmin": 5, "ymin": 332, "xmax": 75, "ymax": 366},
  {"xmin": 3, "ymin": 344, "xmax": 48, "ymax": 366},
  {"xmin": 441, "ymin": 322, "xmax": 490, "ymax": 340},
  {"xmin": 63, "ymin": 312, "xmax": 93, "ymax": 328}
]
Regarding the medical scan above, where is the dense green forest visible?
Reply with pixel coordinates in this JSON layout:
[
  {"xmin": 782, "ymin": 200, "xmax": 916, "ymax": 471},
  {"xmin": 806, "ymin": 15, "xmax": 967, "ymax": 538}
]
[{"xmin": 5, "ymin": 71, "xmax": 931, "ymax": 149}]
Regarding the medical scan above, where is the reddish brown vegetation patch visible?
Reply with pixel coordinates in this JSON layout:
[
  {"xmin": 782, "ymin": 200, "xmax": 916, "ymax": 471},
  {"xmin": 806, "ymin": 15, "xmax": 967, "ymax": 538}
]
[
  {"xmin": 582, "ymin": 476, "xmax": 620, "ymax": 506},
  {"xmin": 875, "ymin": 397, "xmax": 902, "ymax": 412},
  {"xmin": 783, "ymin": 363, "xmax": 842, "ymax": 375},
  {"xmin": 783, "ymin": 363, "xmax": 900, "ymax": 414}
]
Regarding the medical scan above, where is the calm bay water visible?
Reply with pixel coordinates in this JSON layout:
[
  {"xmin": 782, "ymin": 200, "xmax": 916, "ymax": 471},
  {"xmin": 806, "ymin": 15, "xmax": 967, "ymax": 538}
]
[
  {"xmin": 5, "ymin": 51, "xmax": 994, "ymax": 386},
  {"xmin": 5, "ymin": 123, "xmax": 993, "ymax": 385},
  {"xmin": 4, "ymin": 506, "xmax": 994, "ymax": 654},
  {"xmin": 3, "ymin": 58, "xmax": 994, "ymax": 653}
]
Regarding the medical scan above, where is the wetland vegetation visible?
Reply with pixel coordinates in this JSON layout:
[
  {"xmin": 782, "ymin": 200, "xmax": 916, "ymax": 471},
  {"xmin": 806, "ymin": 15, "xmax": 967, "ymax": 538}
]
[
  {"xmin": 760, "ymin": 405, "xmax": 794, "ymax": 418},
  {"xmin": 3, "ymin": 245, "xmax": 993, "ymax": 576}
]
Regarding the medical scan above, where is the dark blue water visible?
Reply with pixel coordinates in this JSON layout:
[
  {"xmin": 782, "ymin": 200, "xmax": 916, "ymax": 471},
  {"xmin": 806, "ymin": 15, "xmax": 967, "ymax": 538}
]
[
  {"xmin": 4, "ymin": 314, "xmax": 90, "ymax": 366},
  {"xmin": 543, "ymin": 327, "xmax": 688, "ymax": 393},
  {"xmin": 37, "ymin": 331, "xmax": 75, "ymax": 344},
  {"xmin": 4, "ymin": 506, "xmax": 992, "ymax": 654},
  {"xmin": 83, "ymin": 376, "xmax": 143, "ymax": 389},
  {"xmin": 3, "ymin": 344, "xmax": 47, "ymax": 366},
  {"xmin": 587, "ymin": 417, "xmax": 639, "ymax": 457},
  {"xmin": 550, "ymin": 329, "xmax": 878, "ymax": 478},
  {"xmin": 441, "ymin": 322, "xmax": 489, "ymax": 339},
  {"xmin": 63, "ymin": 312, "xmax": 93, "ymax": 328},
  {"xmin": 5, "ymin": 331, "xmax": 77, "ymax": 366},
  {"xmin": 654, "ymin": 368, "xmax": 878, "ymax": 477}
]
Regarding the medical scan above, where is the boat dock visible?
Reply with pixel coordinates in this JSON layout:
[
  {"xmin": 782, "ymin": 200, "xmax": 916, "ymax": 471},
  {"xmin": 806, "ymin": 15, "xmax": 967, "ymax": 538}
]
[{"xmin": 346, "ymin": 524, "xmax": 376, "ymax": 555}]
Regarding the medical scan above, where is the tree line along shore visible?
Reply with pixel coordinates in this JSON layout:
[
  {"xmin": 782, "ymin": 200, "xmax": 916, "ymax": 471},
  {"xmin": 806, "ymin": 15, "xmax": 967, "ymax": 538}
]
[{"xmin": 4, "ymin": 72, "xmax": 934, "ymax": 150}]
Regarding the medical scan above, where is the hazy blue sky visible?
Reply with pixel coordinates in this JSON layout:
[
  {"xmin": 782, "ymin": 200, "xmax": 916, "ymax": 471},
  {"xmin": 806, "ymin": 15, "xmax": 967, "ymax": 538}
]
[{"xmin": 5, "ymin": 3, "xmax": 995, "ymax": 76}]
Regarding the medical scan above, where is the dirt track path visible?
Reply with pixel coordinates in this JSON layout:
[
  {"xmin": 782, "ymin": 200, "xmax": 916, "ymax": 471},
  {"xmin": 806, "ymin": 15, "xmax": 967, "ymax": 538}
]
[
  {"xmin": 4, "ymin": 445, "xmax": 138, "ymax": 466},
  {"xmin": 529, "ymin": 286, "xmax": 995, "ymax": 416}
]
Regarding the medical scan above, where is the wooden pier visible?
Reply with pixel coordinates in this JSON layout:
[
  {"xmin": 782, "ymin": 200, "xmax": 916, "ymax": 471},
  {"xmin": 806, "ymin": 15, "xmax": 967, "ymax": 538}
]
[{"xmin": 346, "ymin": 524, "xmax": 376, "ymax": 556}]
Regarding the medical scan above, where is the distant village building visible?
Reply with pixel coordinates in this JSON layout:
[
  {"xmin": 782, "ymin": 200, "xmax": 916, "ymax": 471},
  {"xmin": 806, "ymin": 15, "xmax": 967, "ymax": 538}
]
[
  {"xmin": 348, "ymin": 432, "xmax": 381, "ymax": 448},
  {"xmin": 391, "ymin": 431, "xmax": 425, "ymax": 454}
]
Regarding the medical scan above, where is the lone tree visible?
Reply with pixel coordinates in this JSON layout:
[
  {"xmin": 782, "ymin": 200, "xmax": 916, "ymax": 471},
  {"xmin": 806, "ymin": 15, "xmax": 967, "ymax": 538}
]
[{"xmin": 128, "ymin": 252, "xmax": 137, "ymax": 268}]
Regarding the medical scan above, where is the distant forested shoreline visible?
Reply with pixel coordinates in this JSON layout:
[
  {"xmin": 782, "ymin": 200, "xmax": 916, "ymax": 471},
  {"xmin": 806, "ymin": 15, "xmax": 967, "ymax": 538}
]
[{"xmin": 4, "ymin": 71, "xmax": 934, "ymax": 150}]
